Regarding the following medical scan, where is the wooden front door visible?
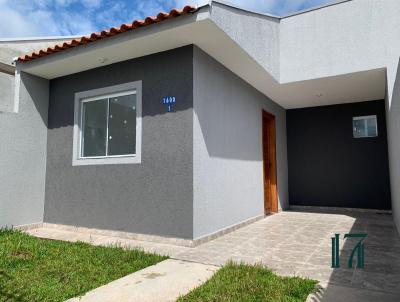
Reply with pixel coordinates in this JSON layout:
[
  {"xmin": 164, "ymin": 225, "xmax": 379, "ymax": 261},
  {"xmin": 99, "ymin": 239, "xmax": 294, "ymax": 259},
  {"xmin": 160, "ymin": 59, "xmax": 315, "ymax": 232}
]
[{"xmin": 262, "ymin": 110, "xmax": 278, "ymax": 214}]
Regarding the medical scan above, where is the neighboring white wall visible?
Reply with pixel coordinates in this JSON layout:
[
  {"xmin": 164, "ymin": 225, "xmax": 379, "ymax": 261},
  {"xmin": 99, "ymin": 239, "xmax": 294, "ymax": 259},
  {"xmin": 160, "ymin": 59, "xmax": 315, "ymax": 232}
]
[
  {"xmin": 0, "ymin": 72, "xmax": 49, "ymax": 227},
  {"xmin": 0, "ymin": 73, "xmax": 14, "ymax": 112},
  {"xmin": 0, "ymin": 37, "xmax": 76, "ymax": 113},
  {"xmin": 0, "ymin": 37, "xmax": 73, "ymax": 227},
  {"xmin": 387, "ymin": 62, "xmax": 400, "ymax": 235},
  {"xmin": 278, "ymin": 0, "xmax": 400, "ymax": 238},
  {"xmin": 193, "ymin": 47, "xmax": 288, "ymax": 239},
  {"xmin": 0, "ymin": 37, "xmax": 77, "ymax": 65},
  {"xmin": 280, "ymin": 0, "xmax": 400, "ymax": 83},
  {"xmin": 208, "ymin": 0, "xmax": 400, "ymax": 235},
  {"xmin": 210, "ymin": 2, "xmax": 280, "ymax": 81}
]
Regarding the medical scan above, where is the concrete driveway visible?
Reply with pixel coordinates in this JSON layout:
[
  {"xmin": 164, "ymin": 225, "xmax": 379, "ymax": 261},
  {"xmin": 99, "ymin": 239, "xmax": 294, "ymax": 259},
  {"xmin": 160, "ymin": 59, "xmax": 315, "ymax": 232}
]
[{"xmin": 28, "ymin": 208, "xmax": 400, "ymax": 301}]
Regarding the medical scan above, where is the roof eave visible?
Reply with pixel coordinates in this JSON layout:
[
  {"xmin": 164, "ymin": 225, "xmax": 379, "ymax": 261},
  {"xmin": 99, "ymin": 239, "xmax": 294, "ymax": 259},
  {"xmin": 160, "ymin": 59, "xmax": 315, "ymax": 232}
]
[
  {"xmin": 16, "ymin": 5, "xmax": 211, "ymax": 79},
  {"xmin": 18, "ymin": 5, "xmax": 200, "ymax": 64}
]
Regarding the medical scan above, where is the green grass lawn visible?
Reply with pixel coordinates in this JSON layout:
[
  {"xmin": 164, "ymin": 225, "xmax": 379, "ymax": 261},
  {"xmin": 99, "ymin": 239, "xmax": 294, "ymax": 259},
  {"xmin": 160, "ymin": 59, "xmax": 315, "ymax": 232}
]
[
  {"xmin": 178, "ymin": 262, "xmax": 317, "ymax": 302},
  {"xmin": 0, "ymin": 229, "xmax": 167, "ymax": 302}
]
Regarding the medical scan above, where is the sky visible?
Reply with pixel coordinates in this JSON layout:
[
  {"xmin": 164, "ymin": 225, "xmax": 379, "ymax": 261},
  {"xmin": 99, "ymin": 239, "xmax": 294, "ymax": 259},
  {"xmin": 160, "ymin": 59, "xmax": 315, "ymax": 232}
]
[{"xmin": 0, "ymin": 0, "xmax": 335, "ymax": 38}]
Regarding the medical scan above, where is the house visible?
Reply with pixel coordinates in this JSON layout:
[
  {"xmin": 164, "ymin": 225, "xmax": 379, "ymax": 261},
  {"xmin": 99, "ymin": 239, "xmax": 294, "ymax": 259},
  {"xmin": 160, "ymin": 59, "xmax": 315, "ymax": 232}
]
[{"xmin": 1, "ymin": 0, "xmax": 399, "ymax": 246}]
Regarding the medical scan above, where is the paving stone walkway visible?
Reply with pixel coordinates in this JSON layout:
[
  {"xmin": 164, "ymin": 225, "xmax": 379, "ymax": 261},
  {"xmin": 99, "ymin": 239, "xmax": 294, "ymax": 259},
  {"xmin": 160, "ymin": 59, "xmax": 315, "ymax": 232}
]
[{"xmin": 27, "ymin": 209, "xmax": 400, "ymax": 301}]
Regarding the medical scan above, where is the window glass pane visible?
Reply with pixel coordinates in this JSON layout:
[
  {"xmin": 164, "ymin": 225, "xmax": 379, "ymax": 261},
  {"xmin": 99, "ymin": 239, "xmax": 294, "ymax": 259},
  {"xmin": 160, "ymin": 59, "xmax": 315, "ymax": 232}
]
[
  {"xmin": 366, "ymin": 117, "xmax": 378, "ymax": 137},
  {"xmin": 82, "ymin": 99, "xmax": 108, "ymax": 157},
  {"xmin": 108, "ymin": 93, "xmax": 136, "ymax": 156},
  {"xmin": 353, "ymin": 119, "xmax": 366, "ymax": 138}
]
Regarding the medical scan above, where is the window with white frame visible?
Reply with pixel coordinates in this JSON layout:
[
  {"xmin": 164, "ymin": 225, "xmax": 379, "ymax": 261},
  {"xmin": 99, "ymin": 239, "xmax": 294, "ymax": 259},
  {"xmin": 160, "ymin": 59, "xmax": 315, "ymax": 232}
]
[
  {"xmin": 353, "ymin": 115, "xmax": 378, "ymax": 138},
  {"xmin": 73, "ymin": 81, "xmax": 142, "ymax": 165}
]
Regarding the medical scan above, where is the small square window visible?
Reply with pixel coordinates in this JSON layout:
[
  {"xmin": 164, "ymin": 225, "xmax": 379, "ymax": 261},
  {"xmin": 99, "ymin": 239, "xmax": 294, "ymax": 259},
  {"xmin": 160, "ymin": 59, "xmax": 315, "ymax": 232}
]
[{"xmin": 353, "ymin": 115, "xmax": 378, "ymax": 138}]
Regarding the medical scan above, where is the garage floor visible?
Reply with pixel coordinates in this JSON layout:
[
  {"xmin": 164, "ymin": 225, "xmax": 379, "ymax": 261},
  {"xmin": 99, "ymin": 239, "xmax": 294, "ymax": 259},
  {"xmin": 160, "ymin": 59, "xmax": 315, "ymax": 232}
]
[{"xmin": 28, "ymin": 208, "xmax": 400, "ymax": 300}]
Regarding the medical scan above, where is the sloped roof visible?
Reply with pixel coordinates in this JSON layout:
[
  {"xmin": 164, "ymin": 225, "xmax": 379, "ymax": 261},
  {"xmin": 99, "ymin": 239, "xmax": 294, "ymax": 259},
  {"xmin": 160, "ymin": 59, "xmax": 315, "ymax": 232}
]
[{"xmin": 18, "ymin": 5, "xmax": 197, "ymax": 63}]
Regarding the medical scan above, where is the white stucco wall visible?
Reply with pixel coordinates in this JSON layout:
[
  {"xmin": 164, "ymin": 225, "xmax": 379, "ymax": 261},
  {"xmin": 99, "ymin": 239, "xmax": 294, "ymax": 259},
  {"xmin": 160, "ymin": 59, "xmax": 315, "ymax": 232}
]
[
  {"xmin": 193, "ymin": 46, "xmax": 288, "ymax": 239},
  {"xmin": 0, "ymin": 72, "xmax": 49, "ymax": 227},
  {"xmin": 386, "ymin": 62, "xmax": 400, "ymax": 235},
  {"xmin": 0, "ymin": 37, "xmax": 76, "ymax": 113},
  {"xmin": 210, "ymin": 0, "xmax": 400, "ymax": 233},
  {"xmin": 210, "ymin": 2, "xmax": 280, "ymax": 81},
  {"xmin": 278, "ymin": 0, "xmax": 400, "ymax": 236},
  {"xmin": 280, "ymin": 0, "xmax": 400, "ymax": 83},
  {"xmin": 0, "ymin": 37, "xmax": 75, "ymax": 227},
  {"xmin": 0, "ymin": 73, "xmax": 14, "ymax": 112}
]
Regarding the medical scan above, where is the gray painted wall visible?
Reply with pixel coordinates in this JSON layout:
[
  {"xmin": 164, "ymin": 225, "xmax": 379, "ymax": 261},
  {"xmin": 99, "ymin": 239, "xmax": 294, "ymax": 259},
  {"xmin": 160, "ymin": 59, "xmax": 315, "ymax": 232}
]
[
  {"xmin": 193, "ymin": 46, "xmax": 288, "ymax": 239},
  {"xmin": 0, "ymin": 72, "xmax": 48, "ymax": 227},
  {"xmin": 44, "ymin": 46, "xmax": 194, "ymax": 239}
]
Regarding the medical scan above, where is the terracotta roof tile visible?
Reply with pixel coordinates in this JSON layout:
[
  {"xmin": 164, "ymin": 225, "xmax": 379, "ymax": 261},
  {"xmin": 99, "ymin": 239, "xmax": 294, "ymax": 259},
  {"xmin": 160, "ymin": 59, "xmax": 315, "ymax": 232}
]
[{"xmin": 18, "ymin": 5, "xmax": 197, "ymax": 63}]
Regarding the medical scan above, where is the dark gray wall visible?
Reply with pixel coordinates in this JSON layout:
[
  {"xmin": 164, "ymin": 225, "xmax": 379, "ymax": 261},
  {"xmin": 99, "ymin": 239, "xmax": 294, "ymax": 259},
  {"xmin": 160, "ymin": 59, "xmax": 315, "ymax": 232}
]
[
  {"xmin": 287, "ymin": 100, "xmax": 391, "ymax": 210},
  {"xmin": 44, "ymin": 46, "xmax": 193, "ymax": 239}
]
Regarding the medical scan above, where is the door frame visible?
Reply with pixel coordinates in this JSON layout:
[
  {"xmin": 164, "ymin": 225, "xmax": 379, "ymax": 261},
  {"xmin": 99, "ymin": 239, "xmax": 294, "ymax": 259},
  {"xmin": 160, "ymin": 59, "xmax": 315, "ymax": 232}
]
[{"xmin": 262, "ymin": 110, "xmax": 278, "ymax": 214}]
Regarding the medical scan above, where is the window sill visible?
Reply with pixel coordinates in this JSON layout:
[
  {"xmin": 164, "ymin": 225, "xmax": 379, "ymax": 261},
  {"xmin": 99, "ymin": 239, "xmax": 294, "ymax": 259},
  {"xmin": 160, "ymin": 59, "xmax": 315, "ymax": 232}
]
[{"xmin": 72, "ymin": 155, "xmax": 141, "ymax": 166}]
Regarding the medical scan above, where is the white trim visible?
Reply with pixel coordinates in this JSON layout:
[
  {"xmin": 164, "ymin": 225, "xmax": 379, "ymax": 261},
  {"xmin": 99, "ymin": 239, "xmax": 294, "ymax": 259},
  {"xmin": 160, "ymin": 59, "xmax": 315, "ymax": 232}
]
[
  {"xmin": 12, "ymin": 69, "xmax": 21, "ymax": 113},
  {"xmin": 81, "ymin": 90, "xmax": 137, "ymax": 103},
  {"xmin": 72, "ymin": 81, "xmax": 142, "ymax": 166},
  {"xmin": 105, "ymin": 97, "xmax": 110, "ymax": 156},
  {"xmin": 79, "ymin": 98, "xmax": 85, "ymax": 157},
  {"xmin": 353, "ymin": 115, "xmax": 377, "ymax": 120},
  {"xmin": 79, "ymin": 90, "xmax": 138, "ymax": 158}
]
